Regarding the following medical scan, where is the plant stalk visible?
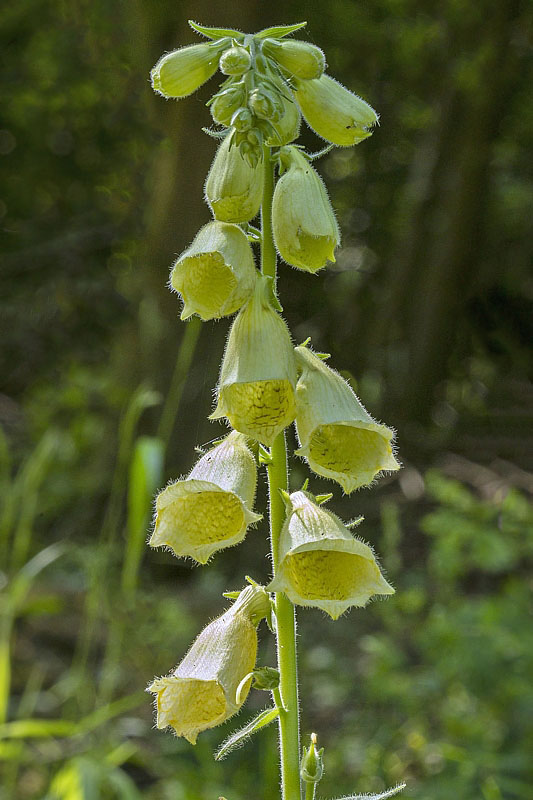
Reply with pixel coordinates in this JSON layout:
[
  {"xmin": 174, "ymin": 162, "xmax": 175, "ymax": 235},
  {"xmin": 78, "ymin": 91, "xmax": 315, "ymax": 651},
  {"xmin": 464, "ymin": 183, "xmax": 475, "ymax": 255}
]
[{"xmin": 262, "ymin": 144, "xmax": 301, "ymax": 800}]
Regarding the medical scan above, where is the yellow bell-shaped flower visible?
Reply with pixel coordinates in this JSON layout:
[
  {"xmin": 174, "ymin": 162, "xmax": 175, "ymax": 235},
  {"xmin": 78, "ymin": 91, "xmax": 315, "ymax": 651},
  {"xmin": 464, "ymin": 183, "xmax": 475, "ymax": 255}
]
[
  {"xmin": 205, "ymin": 132, "xmax": 264, "ymax": 224},
  {"xmin": 268, "ymin": 491, "xmax": 393, "ymax": 619},
  {"xmin": 150, "ymin": 432, "xmax": 261, "ymax": 564},
  {"xmin": 210, "ymin": 275, "xmax": 297, "ymax": 446},
  {"xmin": 272, "ymin": 146, "xmax": 339, "ymax": 272},
  {"xmin": 294, "ymin": 345, "xmax": 400, "ymax": 493},
  {"xmin": 149, "ymin": 584, "xmax": 270, "ymax": 743},
  {"xmin": 151, "ymin": 43, "xmax": 222, "ymax": 99},
  {"xmin": 171, "ymin": 221, "xmax": 257, "ymax": 321},
  {"xmin": 294, "ymin": 74, "xmax": 378, "ymax": 147}
]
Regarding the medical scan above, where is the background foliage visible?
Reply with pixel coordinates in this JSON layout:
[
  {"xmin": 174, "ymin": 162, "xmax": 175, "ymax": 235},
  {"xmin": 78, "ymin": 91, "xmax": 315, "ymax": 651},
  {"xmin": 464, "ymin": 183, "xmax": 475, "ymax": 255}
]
[{"xmin": 1, "ymin": 1, "xmax": 532, "ymax": 799}]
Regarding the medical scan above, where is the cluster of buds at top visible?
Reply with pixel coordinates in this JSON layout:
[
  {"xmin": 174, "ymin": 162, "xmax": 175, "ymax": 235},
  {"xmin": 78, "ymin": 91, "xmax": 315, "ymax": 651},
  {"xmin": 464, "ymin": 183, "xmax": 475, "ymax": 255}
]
[
  {"xmin": 148, "ymin": 21, "xmax": 398, "ymax": 750},
  {"xmin": 152, "ymin": 20, "xmax": 377, "ymax": 275}
]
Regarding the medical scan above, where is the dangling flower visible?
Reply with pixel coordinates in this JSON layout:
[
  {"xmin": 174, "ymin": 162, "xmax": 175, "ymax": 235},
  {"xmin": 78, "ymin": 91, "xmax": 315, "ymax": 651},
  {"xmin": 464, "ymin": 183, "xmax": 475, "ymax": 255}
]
[
  {"xmin": 151, "ymin": 43, "xmax": 224, "ymax": 99},
  {"xmin": 205, "ymin": 131, "xmax": 264, "ymax": 223},
  {"xmin": 148, "ymin": 584, "xmax": 270, "ymax": 743},
  {"xmin": 294, "ymin": 345, "xmax": 400, "ymax": 492},
  {"xmin": 170, "ymin": 221, "xmax": 257, "ymax": 321},
  {"xmin": 268, "ymin": 491, "xmax": 393, "ymax": 619},
  {"xmin": 210, "ymin": 275, "xmax": 297, "ymax": 446},
  {"xmin": 272, "ymin": 146, "xmax": 339, "ymax": 272},
  {"xmin": 262, "ymin": 39, "xmax": 326, "ymax": 81},
  {"xmin": 150, "ymin": 432, "xmax": 261, "ymax": 564},
  {"xmin": 294, "ymin": 74, "xmax": 378, "ymax": 147}
]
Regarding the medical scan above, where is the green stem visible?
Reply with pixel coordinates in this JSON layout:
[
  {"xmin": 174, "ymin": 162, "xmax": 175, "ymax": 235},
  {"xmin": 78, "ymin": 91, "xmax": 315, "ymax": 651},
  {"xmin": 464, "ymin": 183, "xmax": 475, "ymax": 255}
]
[
  {"xmin": 305, "ymin": 783, "xmax": 317, "ymax": 800},
  {"xmin": 262, "ymin": 144, "xmax": 301, "ymax": 800}
]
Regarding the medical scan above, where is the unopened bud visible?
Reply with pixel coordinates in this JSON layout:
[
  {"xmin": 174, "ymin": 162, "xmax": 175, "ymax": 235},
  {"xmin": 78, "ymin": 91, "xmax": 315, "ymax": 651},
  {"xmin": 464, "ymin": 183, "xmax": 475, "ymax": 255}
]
[
  {"xmin": 301, "ymin": 733, "xmax": 324, "ymax": 783},
  {"xmin": 295, "ymin": 74, "xmax": 378, "ymax": 147},
  {"xmin": 148, "ymin": 585, "xmax": 270, "ymax": 743},
  {"xmin": 210, "ymin": 275, "xmax": 297, "ymax": 446},
  {"xmin": 249, "ymin": 87, "xmax": 283, "ymax": 122},
  {"xmin": 151, "ymin": 43, "xmax": 220, "ymax": 99},
  {"xmin": 264, "ymin": 90, "xmax": 301, "ymax": 146},
  {"xmin": 268, "ymin": 491, "xmax": 394, "ymax": 619},
  {"xmin": 231, "ymin": 107, "xmax": 254, "ymax": 131},
  {"xmin": 263, "ymin": 39, "xmax": 325, "ymax": 81},
  {"xmin": 211, "ymin": 85, "xmax": 246, "ymax": 126},
  {"xmin": 219, "ymin": 45, "xmax": 252, "ymax": 76},
  {"xmin": 294, "ymin": 345, "xmax": 400, "ymax": 492},
  {"xmin": 272, "ymin": 146, "xmax": 339, "ymax": 272},
  {"xmin": 171, "ymin": 221, "xmax": 256, "ymax": 320}
]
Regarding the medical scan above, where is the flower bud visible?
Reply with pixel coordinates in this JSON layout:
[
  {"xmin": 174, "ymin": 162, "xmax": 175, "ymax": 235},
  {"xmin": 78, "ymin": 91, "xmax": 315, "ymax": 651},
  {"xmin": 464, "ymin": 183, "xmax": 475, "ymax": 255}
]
[
  {"xmin": 294, "ymin": 74, "xmax": 378, "ymax": 147},
  {"xmin": 268, "ymin": 491, "xmax": 394, "ymax": 619},
  {"xmin": 150, "ymin": 431, "xmax": 261, "ymax": 564},
  {"xmin": 151, "ymin": 44, "xmax": 221, "ymax": 99},
  {"xmin": 171, "ymin": 221, "xmax": 256, "ymax": 320},
  {"xmin": 294, "ymin": 345, "xmax": 400, "ymax": 493},
  {"xmin": 249, "ymin": 87, "xmax": 283, "ymax": 122},
  {"xmin": 205, "ymin": 133, "xmax": 264, "ymax": 224},
  {"xmin": 272, "ymin": 146, "xmax": 339, "ymax": 272},
  {"xmin": 210, "ymin": 275, "xmax": 297, "ymax": 446},
  {"xmin": 219, "ymin": 46, "xmax": 252, "ymax": 76},
  {"xmin": 301, "ymin": 733, "xmax": 324, "ymax": 783},
  {"xmin": 262, "ymin": 39, "xmax": 326, "ymax": 80},
  {"xmin": 211, "ymin": 85, "xmax": 246, "ymax": 126},
  {"xmin": 149, "ymin": 584, "xmax": 270, "ymax": 743},
  {"xmin": 231, "ymin": 107, "xmax": 254, "ymax": 131},
  {"xmin": 264, "ymin": 90, "xmax": 301, "ymax": 146}
]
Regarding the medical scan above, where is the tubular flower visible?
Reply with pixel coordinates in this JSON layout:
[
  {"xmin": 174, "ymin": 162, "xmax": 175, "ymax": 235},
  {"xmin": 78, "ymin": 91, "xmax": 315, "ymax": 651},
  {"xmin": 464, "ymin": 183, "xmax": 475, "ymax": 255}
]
[
  {"xmin": 262, "ymin": 39, "xmax": 326, "ymax": 81},
  {"xmin": 294, "ymin": 345, "xmax": 400, "ymax": 493},
  {"xmin": 151, "ymin": 43, "xmax": 223, "ymax": 99},
  {"xmin": 149, "ymin": 431, "xmax": 261, "ymax": 564},
  {"xmin": 268, "ymin": 491, "xmax": 394, "ymax": 619},
  {"xmin": 294, "ymin": 74, "xmax": 378, "ymax": 147},
  {"xmin": 205, "ymin": 132, "xmax": 264, "ymax": 223},
  {"xmin": 210, "ymin": 275, "xmax": 297, "ymax": 446},
  {"xmin": 149, "ymin": 584, "xmax": 270, "ymax": 743},
  {"xmin": 272, "ymin": 146, "xmax": 339, "ymax": 272},
  {"xmin": 170, "ymin": 221, "xmax": 257, "ymax": 321}
]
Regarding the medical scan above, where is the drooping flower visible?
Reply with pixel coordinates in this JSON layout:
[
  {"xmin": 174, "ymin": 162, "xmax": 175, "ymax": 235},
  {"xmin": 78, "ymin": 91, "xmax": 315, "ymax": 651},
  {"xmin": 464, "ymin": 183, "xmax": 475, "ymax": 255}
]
[
  {"xmin": 148, "ymin": 584, "xmax": 270, "ymax": 743},
  {"xmin": 205, "ymin": 132, "xmax": 264, "ymax": 223},
  {"xmin": 268, "ymin": 491, "xmax": 393, "ymax": 619},
  {"xmin": 151, "ymin": 43, "xmax": 224, "ymax": 99},
  {"xmin": 150, "ymin": 431, "xmax": 261, "ymax": 564},
  {"xmin": 294, "ymin": 74, "xmax": 378, "ymax": 147},
  {"xmin": 272, "ymin": 146, "xmax": 339, "ymax": 272},
  {"xmin": 170, "ymin": 221, "xmax": 257, "ymax": 321},
  {"xmin": 210, "ymin": 275, "xmax": 297, "ymax": 446},
  {"xmin": 294, "ymin": 345, "xmax": 400, "ymax": 492},
  {"xmin": 262, "ymin": 39, "xmax": 326, "ymax": 81}
]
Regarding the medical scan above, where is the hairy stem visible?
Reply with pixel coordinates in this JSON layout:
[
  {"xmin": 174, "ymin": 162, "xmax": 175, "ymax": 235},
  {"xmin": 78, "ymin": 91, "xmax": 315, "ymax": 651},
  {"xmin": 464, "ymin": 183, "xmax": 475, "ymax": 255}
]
[{"xmin": 262, "ymin": 144, "xmax": 301, "ymax": 800}]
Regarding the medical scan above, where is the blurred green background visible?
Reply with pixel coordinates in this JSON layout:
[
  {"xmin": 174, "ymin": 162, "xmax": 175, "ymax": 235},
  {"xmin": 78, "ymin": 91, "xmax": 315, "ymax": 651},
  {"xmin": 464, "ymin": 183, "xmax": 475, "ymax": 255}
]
[{"xmin": 1, "ymin": 1, "xmax": 532, "ymax": 799}]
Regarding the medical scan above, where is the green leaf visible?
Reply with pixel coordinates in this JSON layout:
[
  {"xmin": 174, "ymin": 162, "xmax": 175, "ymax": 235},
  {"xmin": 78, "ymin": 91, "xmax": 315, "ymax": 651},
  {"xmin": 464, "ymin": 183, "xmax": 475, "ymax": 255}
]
[
  {"xmin": 122, "ymin": 436, "xmax": 164, "ymax": 599},
  {"xmin": 255, "ymin": 22, "xmax": 307, "ymax": 40},
  {"xmin": 189, "ymin": 20, "xmax": 244, "ymax": 41},
  {"xmin": 214, "ymin": 706, "xmax": 279, "ymax": 760},
  {"xmin": 324, "ymin": 783, "xmax": 406, "ymax": 800}
]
